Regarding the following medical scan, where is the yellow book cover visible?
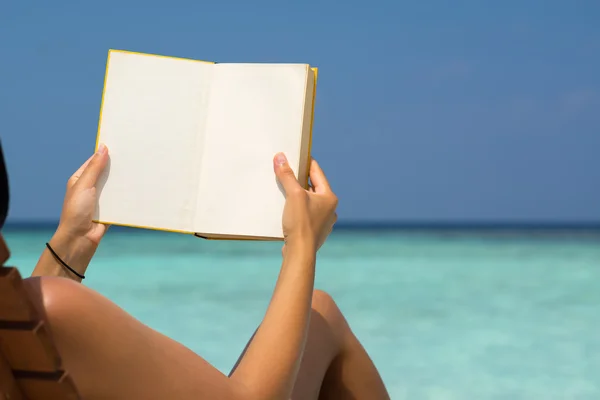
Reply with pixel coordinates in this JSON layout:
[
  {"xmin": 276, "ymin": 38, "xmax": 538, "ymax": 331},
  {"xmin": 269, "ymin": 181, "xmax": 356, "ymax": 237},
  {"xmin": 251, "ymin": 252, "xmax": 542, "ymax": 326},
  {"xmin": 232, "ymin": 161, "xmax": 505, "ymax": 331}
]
[{"xmin": 94, "ymin": 49, "xmax": 318, "ymax": 240}]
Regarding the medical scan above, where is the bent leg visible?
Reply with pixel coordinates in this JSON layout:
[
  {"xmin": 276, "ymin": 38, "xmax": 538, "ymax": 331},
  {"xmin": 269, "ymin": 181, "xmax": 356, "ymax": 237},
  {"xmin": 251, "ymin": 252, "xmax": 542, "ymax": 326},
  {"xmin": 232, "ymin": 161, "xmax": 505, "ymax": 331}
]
[
  {"xmin": 314, "ymin": 290, "xmax": 389, "ymax": 400},
  {"xmin": 23, "ymin": 276, "xmax": 245, "ymax": 400},
  {"xmin": 231, "ymin": 290, "xmax": 390, "ymax": 400}
]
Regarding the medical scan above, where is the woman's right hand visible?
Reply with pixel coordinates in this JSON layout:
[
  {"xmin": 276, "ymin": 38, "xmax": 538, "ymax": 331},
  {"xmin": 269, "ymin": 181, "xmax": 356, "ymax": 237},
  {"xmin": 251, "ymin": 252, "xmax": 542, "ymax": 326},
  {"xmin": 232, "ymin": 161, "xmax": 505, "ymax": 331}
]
[{"xmin": 273, "ymin": 153, "xmax": 338, "ymax": 253}]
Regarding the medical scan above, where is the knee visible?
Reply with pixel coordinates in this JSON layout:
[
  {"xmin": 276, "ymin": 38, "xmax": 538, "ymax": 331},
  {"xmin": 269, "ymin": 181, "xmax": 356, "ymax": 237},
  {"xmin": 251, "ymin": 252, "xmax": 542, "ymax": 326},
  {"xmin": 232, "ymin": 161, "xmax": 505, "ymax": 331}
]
[
  {"xmin": 311, "ymin": 289, "xmax": 348, "ymax": 335},
  {"xmin": 311, "ymin": 289, "xmax": 337, "ymax": 313}
]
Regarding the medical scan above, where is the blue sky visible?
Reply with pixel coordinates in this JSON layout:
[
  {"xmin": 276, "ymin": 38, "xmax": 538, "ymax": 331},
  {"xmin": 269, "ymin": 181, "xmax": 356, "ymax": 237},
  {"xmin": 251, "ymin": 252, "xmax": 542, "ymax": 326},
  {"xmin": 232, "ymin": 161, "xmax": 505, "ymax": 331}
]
[{"xmin": 1, "ymin": 0, "xmax": 599, "ymax": 223}]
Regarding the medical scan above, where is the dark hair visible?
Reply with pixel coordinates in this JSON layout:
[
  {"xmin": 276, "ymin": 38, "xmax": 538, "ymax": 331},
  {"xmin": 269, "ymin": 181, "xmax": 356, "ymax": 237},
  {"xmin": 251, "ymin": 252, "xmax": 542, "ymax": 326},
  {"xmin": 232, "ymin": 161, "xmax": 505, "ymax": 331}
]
[{"xmin": 0, "ymin": 140, "xmax": 9, "ymax": 230}]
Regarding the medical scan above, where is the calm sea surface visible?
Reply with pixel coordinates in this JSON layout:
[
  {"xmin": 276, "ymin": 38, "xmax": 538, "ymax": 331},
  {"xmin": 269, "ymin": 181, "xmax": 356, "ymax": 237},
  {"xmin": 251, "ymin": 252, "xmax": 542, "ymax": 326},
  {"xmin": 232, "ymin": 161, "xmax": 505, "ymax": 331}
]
[{"xmin": 4, "ymin": 227, "xmax": 600, "ymax": 399}]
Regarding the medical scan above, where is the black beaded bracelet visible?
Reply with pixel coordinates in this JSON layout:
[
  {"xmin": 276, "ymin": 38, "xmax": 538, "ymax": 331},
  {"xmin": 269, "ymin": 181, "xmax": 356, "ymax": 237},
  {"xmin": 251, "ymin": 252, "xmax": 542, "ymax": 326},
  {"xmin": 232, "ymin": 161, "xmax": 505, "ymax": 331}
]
[{"xmin": 45, "ymin": 242, "xmax": 85, "ymax": 280}]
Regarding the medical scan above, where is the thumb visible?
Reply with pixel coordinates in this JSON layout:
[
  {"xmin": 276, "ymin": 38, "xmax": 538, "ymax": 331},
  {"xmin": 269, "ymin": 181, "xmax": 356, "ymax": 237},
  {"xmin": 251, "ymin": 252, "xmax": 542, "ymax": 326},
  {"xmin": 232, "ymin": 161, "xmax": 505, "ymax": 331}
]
[
  {"xmin": 78, "ymin": 144, "xmax": 109, "ymax": 188},
  {"xmin": 273, "ymin": 153, "xmax": 301, "ymax": 194}
]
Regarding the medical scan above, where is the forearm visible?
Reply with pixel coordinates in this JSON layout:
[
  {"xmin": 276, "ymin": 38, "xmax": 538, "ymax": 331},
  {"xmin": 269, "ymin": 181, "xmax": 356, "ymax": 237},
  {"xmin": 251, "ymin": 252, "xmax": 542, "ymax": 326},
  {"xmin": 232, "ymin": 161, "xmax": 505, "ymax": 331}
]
[
  {"xmin": 230, "ymin": 238, "xmax": 316, "ymax": 400},
  {"xmin": 31, "ymin": 230, "xmax": 97, "ymax": 282}
]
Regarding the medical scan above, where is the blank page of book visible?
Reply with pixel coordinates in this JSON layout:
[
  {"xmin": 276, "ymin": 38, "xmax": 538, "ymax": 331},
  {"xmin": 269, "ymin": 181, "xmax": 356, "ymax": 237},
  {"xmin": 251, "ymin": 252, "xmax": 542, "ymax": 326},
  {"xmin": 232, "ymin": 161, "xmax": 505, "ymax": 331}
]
[
  {"xmin": 194, "ymin": 64, "xmax": 312, "ymax": 239},
  {"xmin": 95, "ymin": 51, "xmax": 213, "ymax": 232}
]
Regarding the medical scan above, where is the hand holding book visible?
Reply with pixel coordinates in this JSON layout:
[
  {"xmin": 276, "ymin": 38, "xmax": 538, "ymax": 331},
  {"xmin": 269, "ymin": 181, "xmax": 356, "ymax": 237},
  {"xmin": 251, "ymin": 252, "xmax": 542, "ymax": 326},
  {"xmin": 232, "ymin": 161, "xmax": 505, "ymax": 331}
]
[
  {"xmin": 32, "ymin": 144, "xmax": 111, "ymax": 280},
  {"xmin": 58, "ymin": 144, "xmax": 110, "ymax": 245},
  {"xmin": 274, "ymin": 153, "xmax": 337, "ymax": 254}
]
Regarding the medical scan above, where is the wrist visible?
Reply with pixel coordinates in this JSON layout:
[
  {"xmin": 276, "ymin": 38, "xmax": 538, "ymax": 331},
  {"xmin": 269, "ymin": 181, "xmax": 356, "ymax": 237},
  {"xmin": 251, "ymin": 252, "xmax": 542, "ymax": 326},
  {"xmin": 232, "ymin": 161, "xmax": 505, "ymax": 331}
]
[
  {"xmin": 32, "ymin": 227, "xmax": 99, "ymax": 280},
  {"xmin": 53, "ymin": 227, "xmax": 97, "ymax": 249},
  {"xmin": 49, "ymin": 229, "xmax": 97, "ymax": 271},
  {"xmin": 284, "ymin": 235, "xmax": 316, "ymax": 259}
]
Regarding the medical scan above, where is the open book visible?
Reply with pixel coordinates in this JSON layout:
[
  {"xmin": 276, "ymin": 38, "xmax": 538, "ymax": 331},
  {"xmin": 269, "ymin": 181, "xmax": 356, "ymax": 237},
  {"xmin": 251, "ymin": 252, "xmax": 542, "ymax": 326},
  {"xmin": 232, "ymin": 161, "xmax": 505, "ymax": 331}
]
[{"xmin": 94, "ymin": 49, "xmax": 318, "ymax": 240}]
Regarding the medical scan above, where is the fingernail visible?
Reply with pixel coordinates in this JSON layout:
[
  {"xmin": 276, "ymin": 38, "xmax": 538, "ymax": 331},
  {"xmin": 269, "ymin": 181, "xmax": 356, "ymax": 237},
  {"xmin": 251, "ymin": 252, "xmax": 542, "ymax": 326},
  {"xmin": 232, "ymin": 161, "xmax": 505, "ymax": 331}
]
[
  {"xmin": 275, "ymin": 153, "xmax": 287, "ymax": 166},
  {"xmin": 97, "ymin": 143, "xmax": 106, "ymax": 155}
]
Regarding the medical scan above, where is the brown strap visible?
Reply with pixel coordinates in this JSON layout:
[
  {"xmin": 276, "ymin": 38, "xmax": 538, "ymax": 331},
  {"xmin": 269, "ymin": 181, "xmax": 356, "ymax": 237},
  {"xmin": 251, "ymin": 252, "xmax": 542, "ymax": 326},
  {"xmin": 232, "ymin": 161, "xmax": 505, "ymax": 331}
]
[
  {"xmin": 0, "ymin": 267, "xmax": 37, "ymax": 322},
  {"xmin": 0, "ymin": 351, "xmax": 23, "ymax": 400},
  {"xmin": 15, "ymin": 370, "xmax": 79, "ymax": 400},
  {"xmin": 0, "ymin": 266, "xmax": 81, "ymax": 399},
  {"xmin": 0, "ymin": 321, "xmax": 62, "ymax": 372}
]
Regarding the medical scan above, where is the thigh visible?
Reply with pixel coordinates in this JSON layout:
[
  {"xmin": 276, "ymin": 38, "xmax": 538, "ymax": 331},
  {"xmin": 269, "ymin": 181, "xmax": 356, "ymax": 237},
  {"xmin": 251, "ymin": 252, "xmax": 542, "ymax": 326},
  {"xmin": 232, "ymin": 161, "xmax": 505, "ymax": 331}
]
[{"xmin": 23, "ymin": 276, "xmax": 245, "ymax": 400}]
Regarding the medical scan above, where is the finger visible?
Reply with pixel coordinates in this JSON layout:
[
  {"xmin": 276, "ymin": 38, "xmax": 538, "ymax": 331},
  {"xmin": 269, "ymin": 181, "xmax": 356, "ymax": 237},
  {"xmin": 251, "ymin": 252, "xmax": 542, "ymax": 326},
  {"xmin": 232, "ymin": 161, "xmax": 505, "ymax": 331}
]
[
  {"xmin": 78, "ymin": 144, "xmax": 109, "ymax": 188},
  {"xmin": 67, "ymin": 154, "xmax": 95, "ymax": 188},
  {"xmin": 273, "ymin": 152, "xmax": 302, "ymax": 195},
  {"xmin": 308, "ymin": 159, "xmax": 331, "ymax": 194},
  {"xmin": 71, "ymin": 155, "xmax": 95, "ymax": 181}
]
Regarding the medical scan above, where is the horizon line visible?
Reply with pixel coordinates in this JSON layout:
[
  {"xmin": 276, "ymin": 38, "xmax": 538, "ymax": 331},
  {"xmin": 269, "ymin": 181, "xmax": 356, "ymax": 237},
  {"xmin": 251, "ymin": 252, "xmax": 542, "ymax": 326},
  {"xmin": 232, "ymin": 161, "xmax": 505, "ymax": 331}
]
[{"xmin": 4, "ymin": 220, "xmax": 600, "ymax": 231}]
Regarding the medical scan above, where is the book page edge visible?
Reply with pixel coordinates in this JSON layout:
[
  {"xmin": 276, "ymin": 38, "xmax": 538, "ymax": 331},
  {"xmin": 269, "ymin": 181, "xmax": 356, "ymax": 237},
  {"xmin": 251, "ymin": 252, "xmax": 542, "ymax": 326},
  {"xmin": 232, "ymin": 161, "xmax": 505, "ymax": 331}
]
[
  {"xmin": 297, "ymin": 65, "xmax": 318, "ymax": 188},
  {"xmin": 307, "ymin": 66, "xmax": 318, "ymax": 184},
  {"xmin": 194, "ymin": 232, "xmax": 283, "ymax": 241},
  {"xmin": 108, "ymin": 49, "xmax": 215, "ymax": 65}
]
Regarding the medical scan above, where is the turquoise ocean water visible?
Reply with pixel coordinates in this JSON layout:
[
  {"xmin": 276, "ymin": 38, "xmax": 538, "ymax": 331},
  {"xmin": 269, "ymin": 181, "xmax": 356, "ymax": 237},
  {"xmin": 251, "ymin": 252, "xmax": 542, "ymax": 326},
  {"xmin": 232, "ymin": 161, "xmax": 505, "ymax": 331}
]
[{"xmin": 4, "ymin": 226, "xmax": 600, "ymax": 399}]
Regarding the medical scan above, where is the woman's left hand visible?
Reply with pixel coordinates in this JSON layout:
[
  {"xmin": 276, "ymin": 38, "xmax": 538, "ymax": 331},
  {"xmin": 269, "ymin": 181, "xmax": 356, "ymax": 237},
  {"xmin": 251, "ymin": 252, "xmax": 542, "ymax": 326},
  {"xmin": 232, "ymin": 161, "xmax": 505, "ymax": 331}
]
[
  {"xmin": 33, "ymin": 144, "xmax": 110, "ymax": 280},
  {"xmin": 57, "ymin": 144, "xmax": 110, "ymax": 246}
]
